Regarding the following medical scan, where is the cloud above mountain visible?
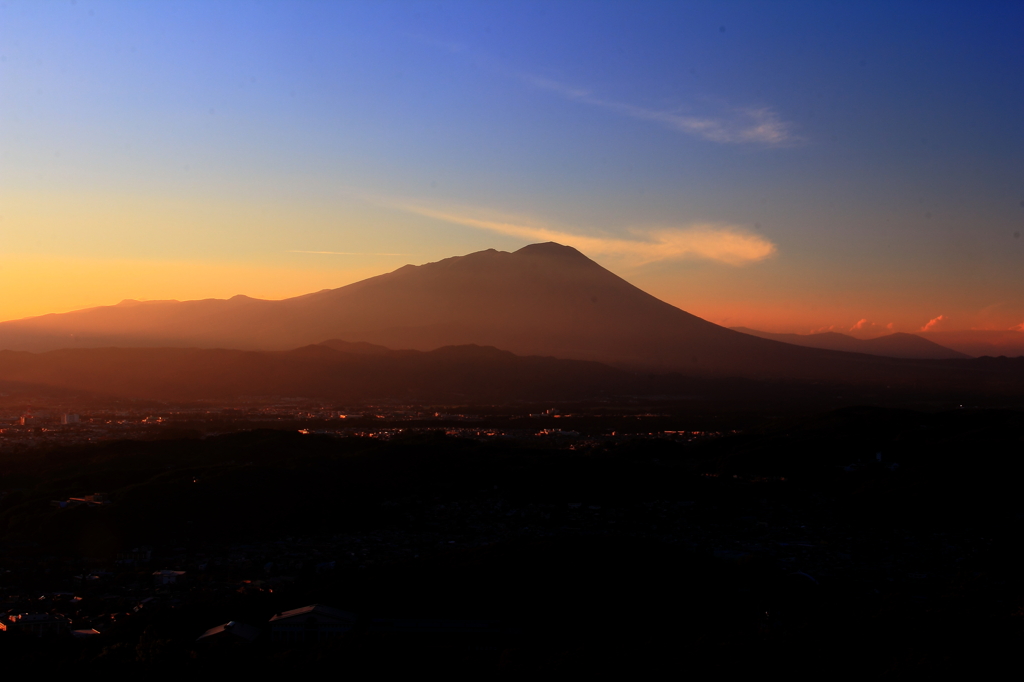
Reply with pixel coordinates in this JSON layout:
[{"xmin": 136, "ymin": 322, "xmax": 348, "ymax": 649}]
[
  {"xmin": 849, "ymin": 319, "xmax": 894, "ymax": 335},
  {"xmin": 401, "ymin": 205, "xmax": 776, "ymax": 266}
]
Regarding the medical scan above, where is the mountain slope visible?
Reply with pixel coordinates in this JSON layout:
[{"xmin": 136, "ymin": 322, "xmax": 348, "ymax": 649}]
[{"xmin": 731, "ymin": 328, "xmax": 968, "ymax": 360}]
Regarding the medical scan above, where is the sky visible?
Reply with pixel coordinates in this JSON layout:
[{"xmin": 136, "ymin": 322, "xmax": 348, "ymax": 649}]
[{"xmin": 2, "ymin": 0, "xmax": 1023, "ymax": 336}]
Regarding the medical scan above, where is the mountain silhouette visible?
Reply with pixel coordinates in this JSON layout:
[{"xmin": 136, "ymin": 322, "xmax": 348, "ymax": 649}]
[
  {"xmin": 0, "ymin": 242, "xmax": 1002, "ymax": 380},
  {"xmin": 730, "ymin": 328, "xmax": 968, "ymax": 360}
]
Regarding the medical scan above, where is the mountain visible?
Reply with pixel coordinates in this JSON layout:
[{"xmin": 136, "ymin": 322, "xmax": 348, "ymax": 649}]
[
  {"xmin": 0, "ymin": 243, "xmax": 727, "ymax": 366},
  {"xmin": 0, "ymin": 242, "xmax": 1007, "ymax": 380},
  {"xmin": 730, "ymin": 328, "xmax": 968, "ymax": 360}
]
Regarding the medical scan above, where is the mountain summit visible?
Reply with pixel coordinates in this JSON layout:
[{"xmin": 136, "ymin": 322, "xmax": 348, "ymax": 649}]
[{"xmin": 0, "ymin": 243, "xmax": 971, "ymax": 380}]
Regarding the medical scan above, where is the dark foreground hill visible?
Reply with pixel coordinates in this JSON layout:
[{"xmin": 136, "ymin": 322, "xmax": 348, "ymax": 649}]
[
  {"xmin": 0, "ymin": 242, "xmax": 1001, "ymax": 382},
  {"xmin": 0, "ymin": 344, "xmax": 631, "ymax": 403},
  {"xmin": 731, "ymin": 328, "xmax": 968, "ymax": 359},
  {"xmin": 0, "ymin": 342, "xmax": 1023, "ymax": 407}
]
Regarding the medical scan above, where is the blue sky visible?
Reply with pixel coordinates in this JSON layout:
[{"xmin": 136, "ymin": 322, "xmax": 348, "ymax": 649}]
[{"xmin": 1, "ymin": 0, "xmax": 1022, "ymax": 333}]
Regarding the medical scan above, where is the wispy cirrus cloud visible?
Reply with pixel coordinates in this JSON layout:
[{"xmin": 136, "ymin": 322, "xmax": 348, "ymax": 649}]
[
  {"xmin": 520, "ymin": 74, "xmax": 799, "ymax": 146},
  {"xmin": 399, "ymin": 204, "xmax": 776, "ymax": 266},
  {"xmin": 920, "ymin": 315, "xmax": 947, "ymax": 332},
  {"xmin": 288, "ymin": 250, "xmax": 411, "ymax": 256},
  {"xmin": 411, "ymin": 36, "xmax": 799, "ymax": 146}
]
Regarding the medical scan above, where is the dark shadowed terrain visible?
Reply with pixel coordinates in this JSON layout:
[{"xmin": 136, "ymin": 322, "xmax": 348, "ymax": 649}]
[
  {"xmin": 1, "ymin": 342, "xmax": 1023, "ymax": 408},
  {"xmin": 0, "ymin": 407, "xmax": 1022, "ymax": 675}
]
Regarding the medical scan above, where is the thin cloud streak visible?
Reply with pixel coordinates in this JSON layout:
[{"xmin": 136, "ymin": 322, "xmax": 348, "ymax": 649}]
[
  {"xmin": 521, "ymin": 74, "xmax": 798, "ymax": 146},
  {"xmin": 401, "ymin": 205, "xmax": 776, "ymax": 266},
  {"xmin": 288, "ymin": 251, "xmax": 411, "ymax": 256}
]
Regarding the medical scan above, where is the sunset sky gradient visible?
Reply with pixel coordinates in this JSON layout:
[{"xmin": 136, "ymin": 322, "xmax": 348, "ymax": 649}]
[{"xmin": 2, "ymin": 1, "xmax": 1022, "ymax": 335}]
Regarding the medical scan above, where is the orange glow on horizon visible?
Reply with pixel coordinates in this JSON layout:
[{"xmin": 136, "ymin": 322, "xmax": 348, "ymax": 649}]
[{"xmin": 0, "ymin": 256, "xmax": 381, "ymax": 322}]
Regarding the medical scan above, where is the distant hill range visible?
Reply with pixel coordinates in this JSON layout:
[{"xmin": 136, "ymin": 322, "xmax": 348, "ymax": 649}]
[
  {"xmin": 916, "ymin": 330, "xmax": 1024, "ymax": 359},
  {"xmin": 731, "ymin": 326, "xmax": 1024, "ymax": 360},
  {"xmin": 730, "ymin": 328, "xmax": 968, "ymax": 360},
  {"xmin": 0, "ymin": 344, "xmax": 635, "ymax": 403},
  {"xmin": 0, "ymin": 342, "xmax": 1022, "ymax": 405},
  {"xmin": 0, "ymin": 243, "xmax": 1021, "ymax": 383}
]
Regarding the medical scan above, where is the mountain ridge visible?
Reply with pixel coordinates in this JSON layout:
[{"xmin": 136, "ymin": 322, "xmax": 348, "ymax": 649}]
[{"xmin": 730, "ymin": 327, "xmax": 968, "ymax": 360}]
